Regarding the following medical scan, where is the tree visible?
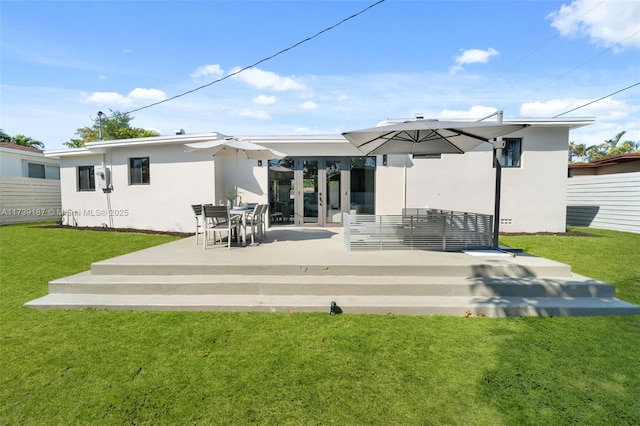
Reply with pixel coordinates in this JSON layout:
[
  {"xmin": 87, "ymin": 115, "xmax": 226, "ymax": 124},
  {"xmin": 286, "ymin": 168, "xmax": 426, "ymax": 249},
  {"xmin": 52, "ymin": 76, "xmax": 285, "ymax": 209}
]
[
  {"xmin": 570, "ymin": 131, "xmax": 639, "ymax": 163},
  {"xmin": 568, "ymin": 142, "xmax": 587, "ymax": 162},
  {"xmin": 64, "ymin": 110, "xmax": 159, "ymax": 148},
  {"xmin": 0, "ymin": 129, "xmax": 45, "ymax": 148},
  {"xmin": 0, "ymin": 129, "xmax": 11, "ymax": 143},
  {"xmin": 12, "ymin": 134, "xmax": 45, "ymax": 149}
]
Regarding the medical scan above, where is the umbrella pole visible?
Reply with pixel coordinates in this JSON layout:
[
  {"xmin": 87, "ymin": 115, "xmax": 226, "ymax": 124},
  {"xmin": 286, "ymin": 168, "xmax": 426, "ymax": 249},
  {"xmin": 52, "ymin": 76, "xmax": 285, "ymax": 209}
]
[{"xmin": 492, "ymin": 145, "xmax": 502, "ymax": 248}]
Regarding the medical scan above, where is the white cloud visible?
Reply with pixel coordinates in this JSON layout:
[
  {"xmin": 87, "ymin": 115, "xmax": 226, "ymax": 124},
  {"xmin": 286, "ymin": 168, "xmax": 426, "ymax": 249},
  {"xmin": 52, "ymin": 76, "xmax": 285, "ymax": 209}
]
[
  {"xmin": 230, "ymin": 67, "xmax": 306, "ymax": 91},
  {"xmin": 128, "ymin": 88, "xmax": 167, "ymax": 102},
  {"xmin": 253, "ymin": 95, "xmax": 276, "ymax": 105},
  {"xmin": 98, "ymin": 75, "xmax": 107, "ymax": 80},
  {"xmin": 548, "ymin": 0, "xmax": 640, "ymax": 50},
  {"xmin": 299, "ymin": 101, "xmax": 317, "ymax": 110},
  {"xmin": 82, "ymin": 91, "xmax": 130, "ymax": 106},
  {"xmin": 82, "ymin": 88, "xmax": 167, "ymax": 106},
  {"xmin": 191, "ymin": 64, "xmax": 224, "ymax": 79},
  {"xmin": 449, "ymin": 48, "xmax": 499, "ymax": 73},
  {"xmin": 520, "ymin": 97, "xmax": 627, "ymax": 119},
  {"xmin": 238, "ymin": 109, "xmax": 270, "ymax": 120}
]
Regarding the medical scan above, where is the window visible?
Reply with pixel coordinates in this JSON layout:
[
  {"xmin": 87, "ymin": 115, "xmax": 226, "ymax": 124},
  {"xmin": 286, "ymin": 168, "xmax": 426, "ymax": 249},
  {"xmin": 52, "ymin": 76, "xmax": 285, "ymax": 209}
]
[
  {"xmin": 45, "ymin": 165, "xmax": 60, "ymax": 180},
  {"xmin": 28, "ymin": 163, "xmax": 45, "ymax": 179},
  {"xmin": 25, "ymin": 162, "xmax": 60, "ymax": 179},
  {"xmin": 496, "ymin": 138, "xmax": 522, "ymax": 168},
  {"xmin": 129, "ymin": 157, "xmax": 150, "ymax": 185},
  {"xmin": 78, "ymin": 166, "xmax": 95, "ymax": 191}
]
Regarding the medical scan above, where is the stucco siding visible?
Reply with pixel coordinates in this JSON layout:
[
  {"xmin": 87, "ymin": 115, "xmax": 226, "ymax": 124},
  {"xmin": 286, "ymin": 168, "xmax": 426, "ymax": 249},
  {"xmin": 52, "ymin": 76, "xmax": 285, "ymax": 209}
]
[
  {"xmin": 59, "ymin": 146, "xmax": 217, "ymax": 232},
  {"xmin": 399, "ymin": 126, "xmax": 569, "ymax": 233}
]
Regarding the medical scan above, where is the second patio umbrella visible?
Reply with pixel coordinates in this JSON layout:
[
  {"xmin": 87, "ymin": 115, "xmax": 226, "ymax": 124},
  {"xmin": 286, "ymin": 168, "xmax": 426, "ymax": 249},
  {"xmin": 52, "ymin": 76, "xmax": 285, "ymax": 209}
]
[
  {"xmin": 342, "ymin": 119, "xmax": 526, "ymax": 155},
  {"xmin": 342, "ymin": 118, "xmax": 527, "ymax": 247}
]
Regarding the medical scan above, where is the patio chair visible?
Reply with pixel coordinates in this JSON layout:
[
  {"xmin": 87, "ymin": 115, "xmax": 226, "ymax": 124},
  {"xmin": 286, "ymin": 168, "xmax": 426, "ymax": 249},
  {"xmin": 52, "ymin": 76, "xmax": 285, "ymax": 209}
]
[
  {"xmin": 191, "ymin": 204, "xmax": 203, "ymax": 245},
  {"xmin": 247, "ymin": 204, "xmax": 268, "ymax": 244},
  {"xmin": 203, "ymin": 204, "xmax": 241, "ymax": 250}
]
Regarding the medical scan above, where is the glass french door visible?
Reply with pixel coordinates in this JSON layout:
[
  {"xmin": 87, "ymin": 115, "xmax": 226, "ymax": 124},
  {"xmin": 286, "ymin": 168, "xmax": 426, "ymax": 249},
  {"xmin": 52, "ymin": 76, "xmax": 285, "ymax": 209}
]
[
  {"xmin": 294, "ymin": 158, "xmax": 348, "ymax": 227},
  {"xmin": 269, "ymin": 156, "xmax": 375, "ymax": 227}
]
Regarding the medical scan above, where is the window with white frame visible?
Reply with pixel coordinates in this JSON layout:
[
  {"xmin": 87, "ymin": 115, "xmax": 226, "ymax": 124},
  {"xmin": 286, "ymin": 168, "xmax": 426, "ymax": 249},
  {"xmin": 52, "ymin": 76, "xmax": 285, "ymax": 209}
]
[
  {"xmin": 78, "ymin": 166, "xmax": 95, "ymax": 191},
  {"xmin": 129, "ymin": 157, "xmax": 150, "ymax": 185},
  {"xmin": 24, "ymin": 161, "xmax": 60, "ymax": 179}
]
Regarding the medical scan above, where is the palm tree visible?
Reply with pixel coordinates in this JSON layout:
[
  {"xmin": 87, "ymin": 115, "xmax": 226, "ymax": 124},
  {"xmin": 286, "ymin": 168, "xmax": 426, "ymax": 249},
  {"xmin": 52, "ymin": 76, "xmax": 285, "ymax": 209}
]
[
  {"xmin": 10, "ymin": 134, "xmax": 45, "ymax": 149},
  {"xmin": 568, "ymin": 142, "xmax": 587, "ymax": 162},
  {"xmin": 604, "ymin": 131, "xmax": 627, "ymax": 156}
]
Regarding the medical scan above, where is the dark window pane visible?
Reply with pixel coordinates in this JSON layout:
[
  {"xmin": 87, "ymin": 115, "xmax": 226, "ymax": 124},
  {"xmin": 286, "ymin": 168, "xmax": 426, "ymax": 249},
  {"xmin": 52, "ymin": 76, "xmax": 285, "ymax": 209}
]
[
  {"xmin": 28, "ymin": 163, "xmax": 45, "ymax": 179},
  {"xmin": 130, "ymin": 157, "xmax": 150, "ymax": 184},
  {"xmin": 350, "ymin": 156, "xmax": 375, "ymax": 214},
  {"xmin": 501, "ymin": 138, "xmax": 522, "ymax": 168},
  {"xmin": 78, "ymin": 166, "xmax": 95, "ymax": 191}
]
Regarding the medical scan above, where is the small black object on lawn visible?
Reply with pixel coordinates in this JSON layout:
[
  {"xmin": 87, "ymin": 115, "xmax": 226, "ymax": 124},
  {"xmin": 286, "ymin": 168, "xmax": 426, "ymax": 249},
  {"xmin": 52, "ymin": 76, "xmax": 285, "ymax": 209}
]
[{"xmin": 330, "ymin": 301, "xmax": 343, "ymax": 315}]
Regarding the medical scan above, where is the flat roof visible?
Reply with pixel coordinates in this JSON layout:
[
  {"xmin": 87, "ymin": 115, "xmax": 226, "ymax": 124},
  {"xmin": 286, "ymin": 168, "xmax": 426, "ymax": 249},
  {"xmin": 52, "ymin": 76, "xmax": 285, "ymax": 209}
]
[{"xmin": 44, "ymin": 116, "xmax": 596, "ymax": 158}]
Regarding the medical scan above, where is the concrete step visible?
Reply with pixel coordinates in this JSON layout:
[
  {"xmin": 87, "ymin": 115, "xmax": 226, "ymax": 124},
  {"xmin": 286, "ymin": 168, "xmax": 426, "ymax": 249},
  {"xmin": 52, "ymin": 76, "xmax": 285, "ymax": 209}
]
[
  {"xmin": 49, "ymin": 272, "xmax": 617, "ymax": 298},
  {"xmin": 24, "ymin": 293, "xmax": 640, "ymax": 317},
  {"xmin": 89, "ymin": 260, "xmax": 572, "ymax": 278}
]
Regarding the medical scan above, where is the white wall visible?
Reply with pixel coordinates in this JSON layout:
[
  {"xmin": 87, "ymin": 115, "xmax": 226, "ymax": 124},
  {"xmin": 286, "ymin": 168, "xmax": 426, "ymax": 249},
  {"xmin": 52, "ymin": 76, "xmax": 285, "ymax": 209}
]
[
  {"xmin": 59, "ymin": 145, "xmax": 217, "ymax": 232},
  {"xmin": 54, "ymin": 125, "xmax": 573, "ymax": 234},
  {"xmin": 378, "ymin": 126, "xmax": 570, "ymax": 233},
  {"xmin": 0, "ymin": 147, "xmax": 60, "ymax": 177},
  {"xmin": 214, "ymin": 156, "xmax": 270, "ymax": 206}
]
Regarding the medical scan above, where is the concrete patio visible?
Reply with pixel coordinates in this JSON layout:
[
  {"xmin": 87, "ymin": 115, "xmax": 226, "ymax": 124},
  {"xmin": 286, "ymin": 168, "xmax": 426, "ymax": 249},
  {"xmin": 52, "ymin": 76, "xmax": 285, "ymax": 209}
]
[{"xmin": 26, "ymin": 227, "xmax": 640, "ymax": 317}]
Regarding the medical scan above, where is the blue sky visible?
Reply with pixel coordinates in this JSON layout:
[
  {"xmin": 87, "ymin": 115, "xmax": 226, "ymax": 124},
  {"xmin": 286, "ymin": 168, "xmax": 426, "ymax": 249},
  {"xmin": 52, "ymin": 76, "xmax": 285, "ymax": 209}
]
[{"xmin": 1, "ymin": 0, "xmax": 639, "ymax": 150}]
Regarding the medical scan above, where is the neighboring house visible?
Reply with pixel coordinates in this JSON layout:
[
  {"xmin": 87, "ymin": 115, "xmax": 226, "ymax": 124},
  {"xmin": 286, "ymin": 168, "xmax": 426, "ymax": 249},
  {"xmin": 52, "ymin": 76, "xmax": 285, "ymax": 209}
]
[
  {"xmin": 567, "ymin": 153, "xmax": 640, "ymax": 234},
  {"xmin": 44, "ymin": 116, "xmax": 594, "ymax": 234},
  {"xmin": 0, "ymin": 143, "xmax": 62, "ymax": 225}
]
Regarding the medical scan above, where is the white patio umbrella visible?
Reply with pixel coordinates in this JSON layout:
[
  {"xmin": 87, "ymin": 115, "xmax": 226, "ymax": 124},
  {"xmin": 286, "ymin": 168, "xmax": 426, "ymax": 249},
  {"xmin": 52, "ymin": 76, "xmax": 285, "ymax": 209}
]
[
  {"xmin": 185, "ymin": 137, "xmax": 286, "ymax": 204},
  {"xmin": 342, "ymin": 119, "xmax": 526, "ymax": 155},
  {"xmin": 342, "ymin": 118, "xmax": 528, "ymax": 247}
]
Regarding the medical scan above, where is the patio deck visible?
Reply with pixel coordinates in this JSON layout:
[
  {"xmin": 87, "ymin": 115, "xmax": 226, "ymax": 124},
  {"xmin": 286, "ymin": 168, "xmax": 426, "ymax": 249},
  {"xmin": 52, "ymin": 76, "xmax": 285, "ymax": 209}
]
[{"xmin": 26, "ymin": 227, "xmax": 640, "ymax": 317}]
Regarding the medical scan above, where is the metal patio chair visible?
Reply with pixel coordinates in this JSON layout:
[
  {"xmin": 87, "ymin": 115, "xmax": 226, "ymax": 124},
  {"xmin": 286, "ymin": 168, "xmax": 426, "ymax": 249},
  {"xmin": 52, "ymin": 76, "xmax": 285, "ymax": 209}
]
[
  {"xmin": 203, "ymin": 204, "xmax": 241, "ymax": 249},
  {"xmin": 247, "ymin": 204, "xmax": 268, "ymax": 244},
  {"xmin": 191, "ymin": 204, "xmax": 204, "ymax": 245}
]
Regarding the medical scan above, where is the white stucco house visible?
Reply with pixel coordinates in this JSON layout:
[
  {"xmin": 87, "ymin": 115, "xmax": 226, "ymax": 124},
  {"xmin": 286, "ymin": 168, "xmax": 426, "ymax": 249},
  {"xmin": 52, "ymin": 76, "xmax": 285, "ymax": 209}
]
[
  {"xmin": 44, "ymin": 116, "xmax": 594, "ymax": 234},
  {"xmin": 0, "ymin": 143, "xmax": 62, "ymax": 224}
]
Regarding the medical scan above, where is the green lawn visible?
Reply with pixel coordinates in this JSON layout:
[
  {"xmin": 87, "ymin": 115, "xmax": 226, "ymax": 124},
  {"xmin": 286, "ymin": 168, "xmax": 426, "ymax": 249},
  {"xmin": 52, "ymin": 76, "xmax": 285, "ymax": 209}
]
[{"xmin": 1, "ymin": 223, "xmax": 639, "ymax": 425}]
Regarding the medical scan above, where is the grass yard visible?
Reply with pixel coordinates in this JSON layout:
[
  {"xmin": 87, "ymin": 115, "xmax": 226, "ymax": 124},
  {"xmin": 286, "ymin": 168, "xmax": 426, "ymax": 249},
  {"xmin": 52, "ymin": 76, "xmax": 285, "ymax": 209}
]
[{"xmin": 1, "ymin": 223, "xmax": 639, "ymax": 425}]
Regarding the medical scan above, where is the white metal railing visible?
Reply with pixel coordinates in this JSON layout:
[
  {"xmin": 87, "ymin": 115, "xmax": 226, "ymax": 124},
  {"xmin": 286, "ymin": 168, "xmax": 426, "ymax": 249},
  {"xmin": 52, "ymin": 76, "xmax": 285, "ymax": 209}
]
[{"xmin": 344, "ymin": 209, "xmax": 493, "ymax": 251}]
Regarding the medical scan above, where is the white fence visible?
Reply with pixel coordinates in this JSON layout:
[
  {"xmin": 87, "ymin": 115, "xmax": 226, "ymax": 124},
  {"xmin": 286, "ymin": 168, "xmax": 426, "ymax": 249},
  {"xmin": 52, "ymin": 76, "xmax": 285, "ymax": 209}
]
[
  {"xmin": 344, "ymin": 209, "xmax": 493, "ymax": 251},
  {"xmin": 0, "ymin": 177, "xmax": 62, "ymax": 225},
  {"xmin": 566, "ymin": 172, "xmax": 640, "ymax": 234}
]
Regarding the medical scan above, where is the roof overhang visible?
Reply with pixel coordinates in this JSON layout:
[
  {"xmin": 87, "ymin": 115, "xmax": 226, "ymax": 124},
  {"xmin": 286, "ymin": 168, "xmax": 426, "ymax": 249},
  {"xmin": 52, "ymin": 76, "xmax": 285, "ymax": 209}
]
[
  {"xmin": 44, "ymin": 132, "xmax": 228, "ymax": 158},
  {"xmin": 377, "ymin": 117, "xmax": 595, "ymax": 131}
]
